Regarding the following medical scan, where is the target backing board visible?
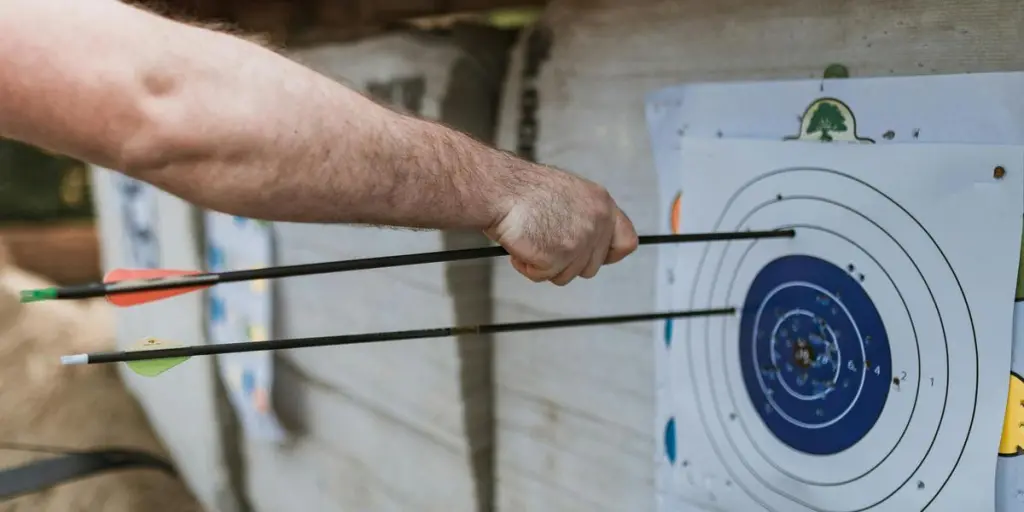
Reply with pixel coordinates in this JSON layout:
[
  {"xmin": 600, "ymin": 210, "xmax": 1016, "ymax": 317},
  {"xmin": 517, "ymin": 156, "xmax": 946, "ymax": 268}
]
[
  {"xmin": 657, "ymin": 137, "xmax": 1024, "ymax": 512},
  {"xmin": 204, "ymin": 212, "xmax": 287, "ymax": 442}
]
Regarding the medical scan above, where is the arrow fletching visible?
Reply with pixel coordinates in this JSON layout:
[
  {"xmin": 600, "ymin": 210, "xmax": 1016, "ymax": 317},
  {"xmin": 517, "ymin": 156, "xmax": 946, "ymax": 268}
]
[
  {"xmin": 103, "ymin": 269, "xmax": 211, "ymax": 307},
  {"xmin": 123, "ymin": 337, "xmax": 190, "ymax": 377}
]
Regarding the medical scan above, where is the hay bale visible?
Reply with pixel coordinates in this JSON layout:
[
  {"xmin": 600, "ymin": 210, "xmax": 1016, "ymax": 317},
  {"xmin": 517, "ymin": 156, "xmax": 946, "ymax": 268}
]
[{"xmin": 0, "ymin": 245, "xmax": 203, "ymax": 512}]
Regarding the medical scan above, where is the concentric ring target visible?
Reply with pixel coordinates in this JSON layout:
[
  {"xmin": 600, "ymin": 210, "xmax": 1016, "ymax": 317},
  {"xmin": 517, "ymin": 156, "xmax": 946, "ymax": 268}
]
[
  {"xmin": 740, "ymin": 254, "xmax": 892, "ymax": 455},
  {"xmin": 677, "ymin": 168, "xmax": 976, "ymax": 512},
  {"xmin": 720, "ymin": 224, "xmax": 922, "ymax": 486}
]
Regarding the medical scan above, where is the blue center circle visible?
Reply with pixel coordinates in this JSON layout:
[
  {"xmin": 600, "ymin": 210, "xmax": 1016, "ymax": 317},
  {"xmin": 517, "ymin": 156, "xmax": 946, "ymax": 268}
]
[{"xmin": 739, "ymin": 254, "xmax": 892, "ymax": 455}]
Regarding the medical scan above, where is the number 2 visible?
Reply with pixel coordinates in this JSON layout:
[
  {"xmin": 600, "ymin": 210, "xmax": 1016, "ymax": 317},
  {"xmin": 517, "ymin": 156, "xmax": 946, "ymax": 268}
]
[{"xmin": 901, "ymin": 371, "xmax": 908, "ymax": 381}]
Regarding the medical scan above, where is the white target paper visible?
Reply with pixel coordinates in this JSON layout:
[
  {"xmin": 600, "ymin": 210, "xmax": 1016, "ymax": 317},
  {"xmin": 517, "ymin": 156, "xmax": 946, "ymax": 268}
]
[
  {"xmin": 645, "ymin": 71, "xmax": 1024, "ymax": 511},
  {"xmin": 660, "ymin": 137, "xmax": 1023, "ymax": 511}
]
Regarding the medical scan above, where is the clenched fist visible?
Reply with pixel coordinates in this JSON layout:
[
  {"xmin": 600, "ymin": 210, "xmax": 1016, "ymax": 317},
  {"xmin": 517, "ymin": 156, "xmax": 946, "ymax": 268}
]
[{"xmin": 487, "ymin": 164, "xmax": 639, "ymax": 285}]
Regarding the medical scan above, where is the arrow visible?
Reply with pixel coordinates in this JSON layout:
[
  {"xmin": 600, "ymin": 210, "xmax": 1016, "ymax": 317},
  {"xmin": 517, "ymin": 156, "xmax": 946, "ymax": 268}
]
[
  {"xmin": 20, "ymin": 229, "xmax": 795, "ymax": 307},
  {"xmin": 61, "ymin": 307, "xmax": 737, "ymax": 376}
]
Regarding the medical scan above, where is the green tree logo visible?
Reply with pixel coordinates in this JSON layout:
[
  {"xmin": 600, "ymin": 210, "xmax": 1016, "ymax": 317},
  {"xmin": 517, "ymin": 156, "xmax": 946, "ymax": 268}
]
[{"xmin": 805, "ymin": 102, "xmax": 848, "ymax": 141}]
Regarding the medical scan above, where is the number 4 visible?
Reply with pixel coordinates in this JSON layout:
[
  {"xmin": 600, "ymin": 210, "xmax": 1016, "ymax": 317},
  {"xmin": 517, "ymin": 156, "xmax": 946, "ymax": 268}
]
[{"xmin": 874, "ymin": 366, "xmax": 881, "ymax": 375}]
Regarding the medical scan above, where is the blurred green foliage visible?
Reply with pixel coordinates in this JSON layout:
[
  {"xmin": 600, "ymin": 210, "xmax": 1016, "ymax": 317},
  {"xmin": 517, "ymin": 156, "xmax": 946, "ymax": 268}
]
[{"xmin": 0, "ymin": 138, "xmax": 94, "ymax": 224}]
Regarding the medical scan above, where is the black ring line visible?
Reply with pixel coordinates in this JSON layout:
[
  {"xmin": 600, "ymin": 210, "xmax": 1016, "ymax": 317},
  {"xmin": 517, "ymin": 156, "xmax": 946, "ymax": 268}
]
[
  {"xmin": 716, "ymin": 219, "xmax": 922, "ymax": 489},
  {"xmin": 694, "ymin": 191, "xmax": 956, "ymax": 512},
  {"xmin": 704, "ymin": 200, "xmax": 928, "ymax": 502},
  {"xmin": 724, "ymin": 180, "xmax": 970, "ymax": 512},
  {"xmin": 696, "ymin": 214, "xmax": 932, "ymax": 511},
  {"xmin": 718, "ymin": 201, "xmax": 926, "ymax": 483},
  {"xmin": 679, "ymin": 167, "xmax": 974, "ymax": 512}
]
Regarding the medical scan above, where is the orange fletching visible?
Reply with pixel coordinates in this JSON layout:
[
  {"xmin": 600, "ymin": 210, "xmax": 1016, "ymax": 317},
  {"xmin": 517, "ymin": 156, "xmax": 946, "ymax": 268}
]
[{"xmin": 103, "ymin": 268, "xmax": 209, "ymax": 307}]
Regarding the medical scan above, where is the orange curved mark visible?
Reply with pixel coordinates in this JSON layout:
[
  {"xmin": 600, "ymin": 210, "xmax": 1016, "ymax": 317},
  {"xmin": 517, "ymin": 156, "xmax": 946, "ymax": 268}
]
[{"xmin": 670, "ymin": 191, "xmax": 683, "ymax": 234}]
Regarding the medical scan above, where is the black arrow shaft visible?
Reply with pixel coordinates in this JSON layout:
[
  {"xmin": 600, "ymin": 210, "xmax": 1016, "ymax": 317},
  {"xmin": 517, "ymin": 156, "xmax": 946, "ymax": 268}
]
[
  {"xmin": 57, "ymin": 229, "xmax": 794, "ymax": 300},
  {"xmin": 82, "ymin": 307, "xmax": 736, "ymax": 365}
]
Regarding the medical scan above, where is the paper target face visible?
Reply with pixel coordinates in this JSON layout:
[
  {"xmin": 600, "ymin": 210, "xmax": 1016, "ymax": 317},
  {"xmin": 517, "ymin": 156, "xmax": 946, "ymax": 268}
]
[
  {"xmin": 680, "ymin": 167, "xmax": 971, "ymax": 511},
  {"xmin": 664, "ymin": 139, "xmax": 1024, "ymax": 512}
]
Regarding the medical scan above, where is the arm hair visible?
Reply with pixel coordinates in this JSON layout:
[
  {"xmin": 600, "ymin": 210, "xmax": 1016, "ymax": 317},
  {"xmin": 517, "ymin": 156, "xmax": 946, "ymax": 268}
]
[{"xmin": 0, "ymin": 0, "xmax": 534, "ymax": 230}]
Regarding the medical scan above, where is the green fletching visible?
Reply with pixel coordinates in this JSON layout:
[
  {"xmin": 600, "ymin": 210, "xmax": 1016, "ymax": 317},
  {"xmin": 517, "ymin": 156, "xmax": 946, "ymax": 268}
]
[
  {"xmin": 20, "ymin": 288, "xmax": 57, "ymax": 303},
  {"xmin": 126, "ymin": 357, "xmax": 190, "ymax": 377},
  {"xmin": 124, "ymin": 337, "xmax": 189, "ymax": 377}
]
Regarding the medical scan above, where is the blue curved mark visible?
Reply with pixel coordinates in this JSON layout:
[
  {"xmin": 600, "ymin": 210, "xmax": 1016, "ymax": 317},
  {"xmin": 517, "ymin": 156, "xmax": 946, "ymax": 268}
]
[
  {"xmin": 241, "ymin": 370, "xmax": 255, "ymax": 395},
  {"xmin": 206, "ymin": 245, "xmax": 225, "ymax": 271},
  {"xmin": 209, "ymin": 295, "xmax": 226, "ymax": 323},
  {"xmin": 664, "ymin": 319, "xmax": 673, "ymax": 348},
  {"xmin": 664, "ymin": 417, "xmax": 677, "ymax": 464}
]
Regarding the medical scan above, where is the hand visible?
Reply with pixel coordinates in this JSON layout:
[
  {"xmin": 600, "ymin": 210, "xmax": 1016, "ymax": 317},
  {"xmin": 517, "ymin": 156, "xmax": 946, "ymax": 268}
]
[{"xmin": 486, "ymin": 164, "xmax": 639, "ymax": 285}]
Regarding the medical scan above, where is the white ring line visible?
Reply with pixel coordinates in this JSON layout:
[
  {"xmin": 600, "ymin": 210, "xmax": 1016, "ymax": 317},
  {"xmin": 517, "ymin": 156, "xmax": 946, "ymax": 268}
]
[
  {"xmin": 768, "ymin": 309, "xmax": 842, "ymax": 401},
  {"xmin": 770, "ymin": 311, "xmax": 821, "ymax": 401},
  {"xmin": 754, "ymin": 282, "xmax": 866, "ymax": 429},
  {"xmin": 752, "ymin": 280, "xmax": 869, "ymax": 430}
]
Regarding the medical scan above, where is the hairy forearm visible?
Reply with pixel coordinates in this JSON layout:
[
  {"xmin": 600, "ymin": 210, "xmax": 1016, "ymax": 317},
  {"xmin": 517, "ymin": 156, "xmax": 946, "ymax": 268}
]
[
  {"xmin": 0, "ymin": 0, "xmax": 523, "ymax": 230},
  {"xmin": 121, "ymin": 22, "xmax": 525, "ymax": 230}
]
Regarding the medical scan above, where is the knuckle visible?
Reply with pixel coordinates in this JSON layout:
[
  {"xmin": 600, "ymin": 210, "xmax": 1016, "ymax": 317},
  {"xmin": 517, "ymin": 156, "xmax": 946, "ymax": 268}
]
[
  {"xmin": 591, "ymin": 190, "xmax": 614, "ymax": 217},
  {"xmin": 533, "ymin": 252, "xmax": 555, "ymax": 269},
  {"xmin": 523, "ymin": 268, "xmax": 548, "ymax": 282},
  {"xmin": 557, "ymin": 238, "xmax": 578, "ymax": 255}
]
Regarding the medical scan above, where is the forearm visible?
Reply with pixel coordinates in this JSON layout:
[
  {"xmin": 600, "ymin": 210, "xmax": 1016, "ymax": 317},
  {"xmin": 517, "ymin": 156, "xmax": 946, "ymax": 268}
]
[
  {"xmin": 122, "ymin": 23, "xmax": 524, "ymax": 230},
  {"xmin": 0, "ymin": 0, "xmax": 521, "ymax": 230}
]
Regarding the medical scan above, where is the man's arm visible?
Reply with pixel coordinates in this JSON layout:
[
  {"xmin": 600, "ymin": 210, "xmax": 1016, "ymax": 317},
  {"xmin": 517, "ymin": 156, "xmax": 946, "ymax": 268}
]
[
  {"xmin": 0, "ymin": 0, "xmax": 521, "ymax": 230},
  {"xmin": 0, "ymin": 0, "xmax": 639, "ymax": 285}
]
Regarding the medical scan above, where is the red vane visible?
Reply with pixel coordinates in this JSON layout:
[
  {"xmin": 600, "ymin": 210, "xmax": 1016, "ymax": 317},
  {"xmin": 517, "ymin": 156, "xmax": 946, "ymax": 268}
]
[{"xmin": 103, "ymin": 268, "xmax": 209, "ymax": 307}]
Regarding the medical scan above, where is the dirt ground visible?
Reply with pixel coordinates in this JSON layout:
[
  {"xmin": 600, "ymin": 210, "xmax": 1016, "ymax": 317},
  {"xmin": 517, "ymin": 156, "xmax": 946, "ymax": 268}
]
[{"xmin": 0, "ymin": 243, "xmax": 204, "ymax": 511}]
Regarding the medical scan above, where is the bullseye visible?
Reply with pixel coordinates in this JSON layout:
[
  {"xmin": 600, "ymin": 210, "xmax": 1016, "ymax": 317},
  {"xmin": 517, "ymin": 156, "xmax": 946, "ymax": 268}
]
[{"xmin": 740, "ymin": 254, "xmax": 892, "ymax": 455}]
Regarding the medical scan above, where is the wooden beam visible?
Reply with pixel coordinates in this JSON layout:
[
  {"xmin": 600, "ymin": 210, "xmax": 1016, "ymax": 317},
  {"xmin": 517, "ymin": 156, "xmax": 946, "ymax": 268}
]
[{"xmin": 143, "ymin": 0, "xmax": 547, "ymax": 44}]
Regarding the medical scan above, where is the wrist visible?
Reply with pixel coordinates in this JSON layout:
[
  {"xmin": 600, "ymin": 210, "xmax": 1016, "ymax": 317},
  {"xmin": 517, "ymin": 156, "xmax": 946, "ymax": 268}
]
[
  {"xmin": 366, "ymin": 109, "xmax": 544, "ymax": 232},
  {"xmin": 400, "ymin": 115, "xmax": 527, "ymax": 231}
]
